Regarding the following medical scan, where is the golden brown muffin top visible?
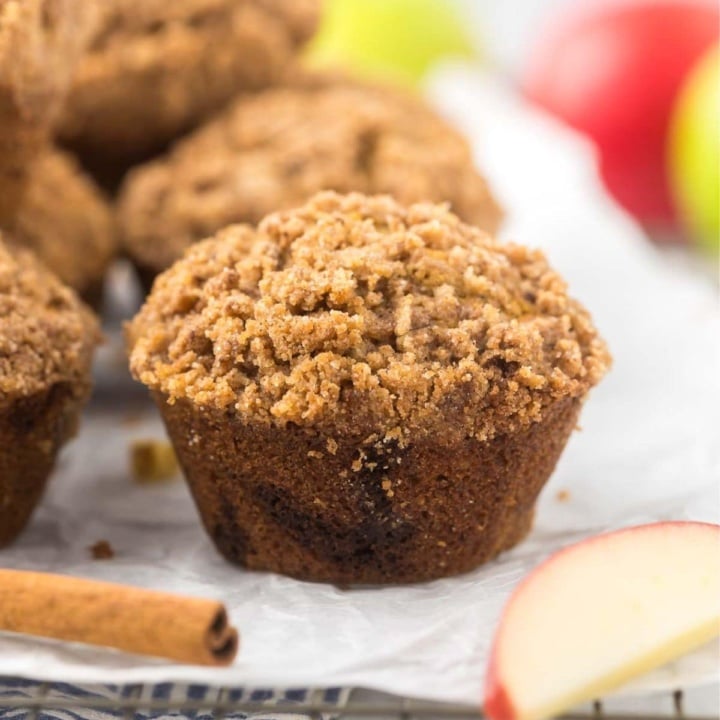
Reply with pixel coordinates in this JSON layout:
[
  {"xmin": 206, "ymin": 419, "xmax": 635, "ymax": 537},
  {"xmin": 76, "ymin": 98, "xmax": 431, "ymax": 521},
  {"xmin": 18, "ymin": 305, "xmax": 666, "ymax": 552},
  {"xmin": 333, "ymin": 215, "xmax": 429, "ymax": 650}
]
[
  {"xmin": 119, "ymin": 77, "xmax": 502, "ymax": 275},
  {"xmin": 128, "ymin": 193, "xmax": 609, "ymax": 442},
  {"xmin": 0, "ymin": 238, "xmax": 99, "ymax": 403}
]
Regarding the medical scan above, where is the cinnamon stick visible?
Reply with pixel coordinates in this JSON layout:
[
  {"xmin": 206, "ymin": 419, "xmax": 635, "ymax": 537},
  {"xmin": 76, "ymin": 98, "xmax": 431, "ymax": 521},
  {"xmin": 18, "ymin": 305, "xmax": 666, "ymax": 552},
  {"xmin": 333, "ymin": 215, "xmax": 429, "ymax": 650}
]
[{"xmin": 0, "ymin": 569, "xmax": 238, "ymax": 666}]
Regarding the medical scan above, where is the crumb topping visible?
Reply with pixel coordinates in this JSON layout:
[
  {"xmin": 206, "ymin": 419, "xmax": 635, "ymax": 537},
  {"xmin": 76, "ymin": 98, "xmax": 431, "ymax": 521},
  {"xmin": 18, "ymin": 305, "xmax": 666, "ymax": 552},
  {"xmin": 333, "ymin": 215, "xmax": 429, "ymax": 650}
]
[
  {"xmin": 128, "ymin": 193, "xmax": 610, "ymax": 441},
  {"xmin": 119, "ymin": 78, "xmax": 501, "ymax": 273},
  {"xmin": 0, "ymin": 238, "xmax": 99, "ymax": 402}
]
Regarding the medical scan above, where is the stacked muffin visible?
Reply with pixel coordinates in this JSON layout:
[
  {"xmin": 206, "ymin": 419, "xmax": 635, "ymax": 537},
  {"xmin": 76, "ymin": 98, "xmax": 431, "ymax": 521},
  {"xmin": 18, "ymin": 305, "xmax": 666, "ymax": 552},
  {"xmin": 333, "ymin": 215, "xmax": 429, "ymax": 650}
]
[
  {"xmin": 119, "ymin": 77, "xmax": 503, "ymax": 288},
  {"xmin": 0, "ymin": 1, "xmax": 106, "ymax": 544},
  {"xmin": 0, "ymin": 240, "xmax": 98, "ymax": 547},
  {"xmin": 58, "ymin": 0, "xmax": 322, "ymax": 185}
]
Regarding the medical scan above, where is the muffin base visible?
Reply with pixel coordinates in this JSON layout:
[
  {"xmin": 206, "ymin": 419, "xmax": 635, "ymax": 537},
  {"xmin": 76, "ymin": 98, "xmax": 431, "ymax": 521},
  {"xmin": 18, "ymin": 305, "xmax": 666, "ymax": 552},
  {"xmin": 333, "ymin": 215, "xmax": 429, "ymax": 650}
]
[
  {"xmin": 0, "ymin": 383, "xmax": 87, "ymax": 548},
  {"xmin": 157, "ymin": 394, "xmax": 581, "ymax": 585}
]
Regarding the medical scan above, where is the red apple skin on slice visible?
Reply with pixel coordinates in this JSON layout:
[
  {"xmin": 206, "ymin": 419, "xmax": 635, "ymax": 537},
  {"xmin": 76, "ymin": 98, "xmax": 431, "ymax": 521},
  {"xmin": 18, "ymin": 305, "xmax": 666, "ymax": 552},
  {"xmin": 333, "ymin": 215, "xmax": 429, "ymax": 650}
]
[{"xmin": 484, "ymin": 521, "xmax": 720, "ymax": 720}]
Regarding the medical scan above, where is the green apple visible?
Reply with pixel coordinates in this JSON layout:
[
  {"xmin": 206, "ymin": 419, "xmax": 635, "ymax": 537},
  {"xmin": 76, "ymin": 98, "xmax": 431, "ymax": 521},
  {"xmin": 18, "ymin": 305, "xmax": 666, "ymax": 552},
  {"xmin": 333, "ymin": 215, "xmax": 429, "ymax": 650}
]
[
  {"xmin": 305, "ymin": 0, "xmax": 477, "ymax": 87},
  {"xmin": 669, "ymin": 44, "xmax": 720, "ymax": 254}
]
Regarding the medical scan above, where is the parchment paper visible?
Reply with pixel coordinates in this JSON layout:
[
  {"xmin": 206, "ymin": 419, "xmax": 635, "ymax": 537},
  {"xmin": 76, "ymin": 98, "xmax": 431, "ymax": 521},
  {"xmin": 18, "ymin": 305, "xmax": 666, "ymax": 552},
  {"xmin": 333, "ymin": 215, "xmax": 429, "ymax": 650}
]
[{"xmin": 0, "ymin": 69, "xmax": 718, "ymax": 704}]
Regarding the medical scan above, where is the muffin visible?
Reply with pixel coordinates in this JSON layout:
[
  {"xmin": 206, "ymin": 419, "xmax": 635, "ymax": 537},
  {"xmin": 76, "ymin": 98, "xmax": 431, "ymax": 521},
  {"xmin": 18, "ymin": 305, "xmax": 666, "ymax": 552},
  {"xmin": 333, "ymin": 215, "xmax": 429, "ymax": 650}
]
[
  {"xmin": 119, "ymin": 78, "xmax": 503, "ymax": 289},
  {"xmin": 7, "ymin": 148, "xmax": 116, "ymax": 306},
  {"xmin": 127, "ymin": 192, "xmax": 610, "ymax": 584},
  {"xmin": 0, "ymin": 238, "xmax": 99, "ymax": 548},
  {"xmin": 0, "ymin": 0, "xmax": 98, "ymax": 221},
  {"xmin": 57, "ymin": 0, "xmax": 321, "ymax": 182}
]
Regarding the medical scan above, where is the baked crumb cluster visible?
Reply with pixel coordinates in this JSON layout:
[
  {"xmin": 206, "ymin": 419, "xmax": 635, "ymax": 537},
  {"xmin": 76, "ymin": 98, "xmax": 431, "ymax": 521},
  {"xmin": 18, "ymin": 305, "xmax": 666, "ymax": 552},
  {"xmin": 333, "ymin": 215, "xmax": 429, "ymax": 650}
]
[
  {"xmin": 119, "ymin": 78, "xmax": 501, "ymax": 273},
  {"xmin": 128, "ymin": 192, "xmax": 610, "ymax": 441},
  {"xmin": 0, "ymin": 239, "xmax": 98, "ymax": 401}
]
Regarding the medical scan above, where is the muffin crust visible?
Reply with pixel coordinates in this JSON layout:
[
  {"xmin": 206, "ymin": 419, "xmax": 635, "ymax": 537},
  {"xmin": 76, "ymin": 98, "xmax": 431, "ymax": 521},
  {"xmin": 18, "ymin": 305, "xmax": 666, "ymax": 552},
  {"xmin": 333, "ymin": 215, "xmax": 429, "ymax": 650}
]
[{"xmin": 119, "ymin": 79, "xmax": 502, "ymax": 281}]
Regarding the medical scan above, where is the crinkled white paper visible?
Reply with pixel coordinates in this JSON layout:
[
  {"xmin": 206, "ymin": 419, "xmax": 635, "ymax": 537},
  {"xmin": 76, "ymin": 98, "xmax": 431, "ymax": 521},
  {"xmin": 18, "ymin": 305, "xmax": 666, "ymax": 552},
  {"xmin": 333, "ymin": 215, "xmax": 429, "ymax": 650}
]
[{"xmin": 0, "ymin": 69, "xmax": 718, "ymax": 705}]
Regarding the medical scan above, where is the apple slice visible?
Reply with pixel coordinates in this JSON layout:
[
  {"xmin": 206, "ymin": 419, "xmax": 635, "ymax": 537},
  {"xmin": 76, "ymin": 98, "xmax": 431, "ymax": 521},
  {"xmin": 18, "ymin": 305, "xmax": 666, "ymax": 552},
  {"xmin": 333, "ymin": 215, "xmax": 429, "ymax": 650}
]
[{"xmin": 484, "ymin": 521, "xmax": 720, "ymax": 720}]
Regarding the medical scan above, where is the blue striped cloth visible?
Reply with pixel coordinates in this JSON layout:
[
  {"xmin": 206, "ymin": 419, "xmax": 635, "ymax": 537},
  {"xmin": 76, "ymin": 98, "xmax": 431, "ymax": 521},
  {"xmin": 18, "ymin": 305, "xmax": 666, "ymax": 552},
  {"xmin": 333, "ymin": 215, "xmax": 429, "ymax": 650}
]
[{"xmin": 0, "ymin": 679, "xmax": 349, "ymax": 720}]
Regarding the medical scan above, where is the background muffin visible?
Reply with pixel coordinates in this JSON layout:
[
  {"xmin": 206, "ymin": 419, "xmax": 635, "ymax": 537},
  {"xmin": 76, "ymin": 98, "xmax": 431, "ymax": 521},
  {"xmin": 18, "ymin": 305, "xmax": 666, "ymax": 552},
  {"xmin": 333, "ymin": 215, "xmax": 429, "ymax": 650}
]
[
  {"xmin": 119, "ymin": 78, "xmax": 502, "ymax": 288},
  {"xmin": 58, "ymin": 0, "xmax": 321, "ymax": 183},
  {"xmin": 0, "ymin": 238, "xmax": 99, "ymax": 548},
  {"xmin": 0, "ymin": 0, "xmax": 97, "ymax": 223},
  {"xmin": 6, "ymin": 149, "xmax": 116, "ymax": 307},
  {"xmin": 127, "ymin": 192, "xmax": 610, "ymax": 584}
]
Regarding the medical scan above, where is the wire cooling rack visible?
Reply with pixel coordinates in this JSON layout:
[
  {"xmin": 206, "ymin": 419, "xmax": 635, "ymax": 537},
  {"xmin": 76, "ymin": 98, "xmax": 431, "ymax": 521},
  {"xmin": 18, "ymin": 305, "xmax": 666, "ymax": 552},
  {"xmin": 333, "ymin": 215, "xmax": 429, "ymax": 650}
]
[{"xmin": 0, "ymin": 682, "xmax": 712, "ymax": 720}]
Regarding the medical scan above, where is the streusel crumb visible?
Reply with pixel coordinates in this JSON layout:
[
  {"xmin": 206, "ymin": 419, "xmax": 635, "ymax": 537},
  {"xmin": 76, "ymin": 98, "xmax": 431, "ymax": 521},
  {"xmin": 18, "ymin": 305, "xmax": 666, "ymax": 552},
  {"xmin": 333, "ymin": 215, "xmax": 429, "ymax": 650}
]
[{"xmin": 128, "ymin": 192, "xmax": 610, "ymax": 442}]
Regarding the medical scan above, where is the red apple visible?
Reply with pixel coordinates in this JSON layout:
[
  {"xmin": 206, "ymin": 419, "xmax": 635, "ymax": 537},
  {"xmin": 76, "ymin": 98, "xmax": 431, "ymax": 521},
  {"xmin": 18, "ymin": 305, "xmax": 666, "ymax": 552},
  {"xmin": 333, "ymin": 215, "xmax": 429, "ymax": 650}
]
[
  {"xmin": 523, "ymin": 1, "xmax": 719, "ymax": 232},
  {"xmin": 484, "ymin": 521, "xmax": 720, "ymax": 720}
]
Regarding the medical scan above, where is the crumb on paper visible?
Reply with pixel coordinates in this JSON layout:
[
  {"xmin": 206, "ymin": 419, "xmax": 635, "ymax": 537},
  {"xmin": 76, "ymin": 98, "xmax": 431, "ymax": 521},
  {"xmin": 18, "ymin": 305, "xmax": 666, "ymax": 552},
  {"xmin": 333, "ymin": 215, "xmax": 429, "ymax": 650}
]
[
  {"xmin": 90, "ymin": 540, "xmax": 114, "ymax": 560},
  {"xmin": 130, "ymin": 439, "xmax": 179, "ymax": 483},
  {"xmin": 556, "ymin": 489, "xmax": 571, "ymax": 502}
]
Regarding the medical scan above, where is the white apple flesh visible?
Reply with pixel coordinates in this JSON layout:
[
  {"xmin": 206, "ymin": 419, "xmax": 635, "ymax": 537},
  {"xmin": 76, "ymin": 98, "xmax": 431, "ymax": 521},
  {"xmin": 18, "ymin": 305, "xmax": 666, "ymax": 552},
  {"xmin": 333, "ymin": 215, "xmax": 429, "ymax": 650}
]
[{"xmin": 484, "ymin": 521, "xmax": 720, "ymax": 720}]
